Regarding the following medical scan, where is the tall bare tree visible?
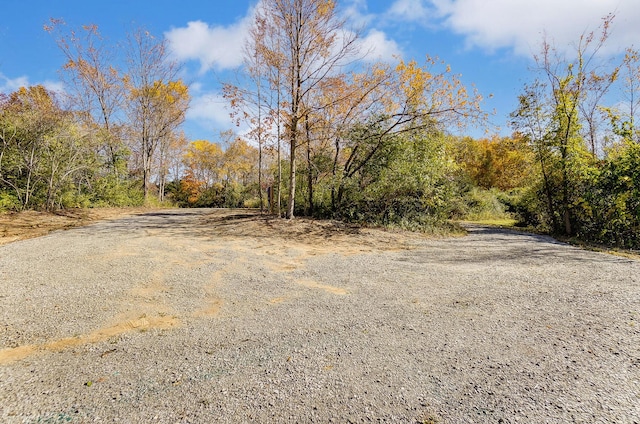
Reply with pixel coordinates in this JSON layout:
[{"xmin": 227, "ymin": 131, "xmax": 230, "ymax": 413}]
[
  {"xmin": 512, "ymin": 15, "xmax": 615, "ymax": 235},
  {"xmin": 607, "ymin": 47, "xmax": 640, "ymax": 142},
  {"xmin": 45, "ymin": 20, "xmax": 127, "ymax": 173},
  {"xmin": 125, "ymin": 28, "xmax": 189, "ymax": 200},
  {"xmin": 250, "ymin": 0, "xmax": 359, "ymax": 219}
]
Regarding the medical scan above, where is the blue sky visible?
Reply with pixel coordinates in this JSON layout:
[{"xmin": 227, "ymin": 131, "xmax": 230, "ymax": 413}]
[{"xmin": 1, "ymin": 0, "xmax": 639, "ymax": 141}]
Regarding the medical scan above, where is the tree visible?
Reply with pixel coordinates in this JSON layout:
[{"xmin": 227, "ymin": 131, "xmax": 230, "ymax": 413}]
[
  {"xmin": 244, "ymin": 18, "xmax": 270, "ymax": 212},
  {"xmin": 0, "ymin": 86, "xmax": 96, "ymax": 210},
  {"xmin": 603, "ymin": 48, "xmax": 640, "ymax": 143},
  {"xmin": 511, "ymin": 16, "xmax": 614, "ymax": 235},
  {"xmin": 125, "ymin": 28, "xmax": 189, "ymax": 200},
  {"xmin": 453, "ymin": 135, "xmax": 534, "ymax": 191},
  {"xmin": 578, "ymin": 61, "xmax": 618, "ymax": 156},
  {"xmin": 45, "ymin": 20, "xmax": 128, "ymax": 174},
  {"xmin": 156, "ymin": 130, "xmax": 187, "ymax": 201},
  {"xmin": 222, "ymin": 137, "xmax": 259, "ymax": 186},
  {"xmin": 593, "ymin": 141, "xmax": 640, "ymax": 247},
  {"xmin": 0, "ymin": 86, "xmax": 61, "ymax": 209},
  {"xmin": 327, "ymin": 57, "xmax": 484, "ymax": 216},
  {"xmin": 246, "ymin": 0, "xmax": 359, "ymax": 219},
  {"xmin": 183, "ymin": 139, "xmax": 225, "ymax": 188}
]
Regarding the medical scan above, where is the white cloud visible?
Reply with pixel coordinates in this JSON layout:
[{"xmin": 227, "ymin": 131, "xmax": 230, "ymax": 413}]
[
  {"xmin": 342, "ymin": 0, "xmax": 376, "ymax": 27},
  {"xmin": 0, "ymin": 74, "xmax": 65, "ymax": 98},
  {"xmin": 165, "ymin": 14, "xmax": 253, "ymax": 73},
  {"xmin": 0, "ymin": 73, "xmax": 29, "ymax": 94},
  {"xmin": 42, "ymin": 80, "xmax": 66, "ymax": 96},
  {"xmin": 358, "ymin": 29, "xmax": 403, "ymax": 62},
  {"xmin": 187, "ymin": 92, "xmax": 235, "ymax": 131},
  {"xmin": 427, "ymin": 0, "xmax": 640, "ymax": 57},
  {"xmin": 166, "ymin": 1, "xmax": 406, "ymax": 75},
  {"xmin": 185, "ymin": 91, "xmax": 255, "ymax": 140},
  {"xmin": 190, "ymin": 82, "xmax": 203, "ymax": 94},
  {"xmin": 389, "ymin": 0, "xmax": 431, "ymax": 22}
]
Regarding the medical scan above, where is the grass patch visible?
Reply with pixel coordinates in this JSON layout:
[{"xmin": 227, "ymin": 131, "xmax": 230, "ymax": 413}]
[{"xmin": 465, "ymin": 217, "xmax": 517, "ymax": 227}]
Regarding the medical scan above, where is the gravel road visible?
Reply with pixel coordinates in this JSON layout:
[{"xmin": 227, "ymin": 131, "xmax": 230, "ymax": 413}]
[{"xmin": 1, "ymin": 208, "xmax": 639, "ymax": 423}]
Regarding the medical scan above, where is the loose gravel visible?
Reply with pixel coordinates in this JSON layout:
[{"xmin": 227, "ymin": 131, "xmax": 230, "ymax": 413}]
[{"xmin": 0, "ymin": 209, "xmax": 639, "ymax": 423}]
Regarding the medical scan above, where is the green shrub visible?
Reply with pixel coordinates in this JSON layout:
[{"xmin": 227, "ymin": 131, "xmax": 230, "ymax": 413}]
[
  {"xmin": 91, "ymin": 176, "xmax": 144, "ymax": 207},
  {"xmin": 0, "ymin": 192, "xmax": 21, "ymax": 212},
  {"xmin": 461, "ymin": 187, "xmax": 510, "ymax": 221}
]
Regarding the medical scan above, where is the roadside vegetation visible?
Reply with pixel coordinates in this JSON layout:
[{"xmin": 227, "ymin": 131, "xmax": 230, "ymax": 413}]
[{"xmin": 1, "ymin": 2, "xmax": 638, "ymax": 250}]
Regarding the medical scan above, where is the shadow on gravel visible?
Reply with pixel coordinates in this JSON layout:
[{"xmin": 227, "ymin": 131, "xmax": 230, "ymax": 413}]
[
  {"xmin": 69, "ymin": 208, "xmax": 365, "ymax": 245},
  {"xmin": 67, "ymin": 209, "xmax": 631, "ymax": 264},
  {"xmin": 397, "ymin": 224, "xmax": 632, "ymax": 266},
  {"xmin": 69, "ymin": 209, "xmax": 216, "ymax": 240},
  {"xmin": 202, "ymin": 210, "xmax": 363, "ymax": 241},
  {"xmin": 464, "ymin": 224, "xmax": 564, "ymax": 244}
]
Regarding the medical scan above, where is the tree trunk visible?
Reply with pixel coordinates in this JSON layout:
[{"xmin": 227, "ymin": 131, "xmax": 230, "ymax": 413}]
[
  {"xmin": 561, "ymin": 158, "xmax": 572, "ymax": 236},
  {"xmin": 23, "ymin": 144, "xmax": 37, "ymax": 210},
  {"xmin": 331, "ymin": 136, "xmax": 340, "ymax": 212},
  {"xmin": 142, "ymin": 147, "xmax": 150, "ymax": 200},
  {"xmin": 287, "ymin": 121, "xmax": 297, "ymax": 219},
  {"xmin": 560, "ymin": 122, "xmax": 573, "ymax": 236},
  {"xmin": 276, "ymin": 66, "xmax": 282, "ymax": 218},
  {"xmin": 306, "ymin": 118, "xmax": 313, "ymax": 216},
  {"xmin": 257, "ymin": 72, "xmax": 264, "ymax": 213}
]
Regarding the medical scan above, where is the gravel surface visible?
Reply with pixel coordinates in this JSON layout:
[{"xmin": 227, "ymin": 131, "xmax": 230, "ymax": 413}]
[{"xmin": 1, "ymin": 208, "xmax": 639, "ymax": 423}]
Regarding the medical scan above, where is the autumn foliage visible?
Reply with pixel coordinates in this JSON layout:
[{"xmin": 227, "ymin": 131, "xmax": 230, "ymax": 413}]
[
  {"xmin": 172, "ymin": 137, "xmax": 259, "ymax": 208},
  {"xmin": 453, "ymin": 135, "xmax": 535, "ymax": 191}
]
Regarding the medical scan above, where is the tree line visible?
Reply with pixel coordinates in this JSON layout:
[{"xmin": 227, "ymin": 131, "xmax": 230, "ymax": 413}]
[
  {"xmin": 450, "ymin": 16, "xmax": 640, "ymax": 249},
  {"xmin": 1, "ymin": 22, "xmax": 189, "ymax": 210},
  {"xmin": 223, "ymin": 0, "xmax": 484, "ymax": 225},
  {"xmin": 1, "ymin": 1, "xmax": 638, "ymax": 249},
  {"xmin": 508, "ymin": 15, "xmax": 640, "ymax": 248}
]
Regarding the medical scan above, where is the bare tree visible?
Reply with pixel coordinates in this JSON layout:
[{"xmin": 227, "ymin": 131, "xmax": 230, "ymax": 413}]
[
  {"xmin": 614, "ymin": 48, "xmax": 640, "ymax": 142},
  {"xmin": 46, "ymin": 20, "xmax": 127, "ymax": 173},
  {"xmin": 251, "ymin": 0, "xmax": 359, "ymax": 219},
  {"xmin": 512, "ymin": 15, "xmax": 615, "ymax": 235},
  {"xmin": 125, "ymin": 28, "xmax": 189, "ymax": 200}
]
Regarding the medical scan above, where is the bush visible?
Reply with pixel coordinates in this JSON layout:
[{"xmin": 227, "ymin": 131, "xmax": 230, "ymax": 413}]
[
  {"xmin": 91, "ymin": 176, "xmax": 144, "ymax": 207},
  {"xmin": 0, "ymin": 192, "xmax": 21, "ymax": 212},
  {"xmin": 58, "ymin": 190, "xmax": 93, "ymax": 209},
  {"xmin": 496, "ymin": 188, "xmax": 546, "ymax": 228},
  {"xmin": 510, "ymin": 141, "xmax": 640, "ymax": 248},
  {"xmin": 574, "ymin": 142, "xmax": 640, "ymax": 248},
  {"xmin": 460, "ymin": 187, "xmax": 510, "ymax": 221}
]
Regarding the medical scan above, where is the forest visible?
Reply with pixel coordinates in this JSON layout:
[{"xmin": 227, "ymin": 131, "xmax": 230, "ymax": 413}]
[{"xmin": 1, "ymin": 1, "xmax": 639, "ymax": 249}]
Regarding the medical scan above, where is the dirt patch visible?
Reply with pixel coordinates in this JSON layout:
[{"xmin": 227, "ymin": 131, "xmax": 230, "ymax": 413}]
[
  {"xmin": 0, "ymin": 313, "xmax": 178, "ymax": 365},
  {"xmin": 0, "ymin": 207, "xmax": 439, "ymax": 251},
  {"xmin": 296, "ymin": 279, "xmax": 349, "ymax": 295},
  {"xmin": 200, "ymin": 209, "xmax": 439, "ymax": 253},
  {"xmin": 0, "ymin": 207, "xmax": 153, "ymax": 246}
]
